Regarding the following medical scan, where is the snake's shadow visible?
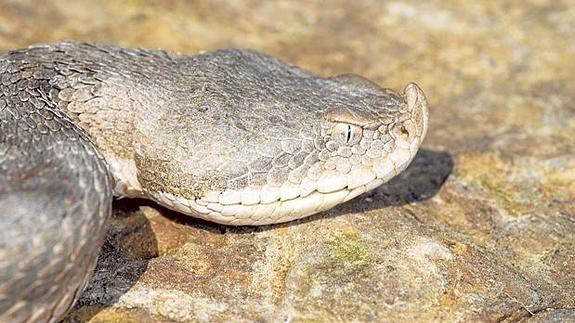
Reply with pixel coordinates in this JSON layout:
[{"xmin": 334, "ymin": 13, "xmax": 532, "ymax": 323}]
[
  {"xmin": 64, "ymin": 202, "xmax": 158, "ymax": 322},
  {"xmin": 161, "ymin": 148, "xmax": 454, "ymax": 233}
]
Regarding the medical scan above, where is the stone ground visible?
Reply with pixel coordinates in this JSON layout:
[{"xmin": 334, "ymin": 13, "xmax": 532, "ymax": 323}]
[{"xmin": 1, "ymin": 0, "xmax": 574, "ymax": 322}]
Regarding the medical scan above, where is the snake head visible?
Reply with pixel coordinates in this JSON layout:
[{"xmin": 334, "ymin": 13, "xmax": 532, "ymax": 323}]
[
  {"xmin": 130, "ymin": 49, "xmax": 429, "ymax": 226},
  {"xmin": 141, "ymin": 81, "xmax": 429, "ymax": 226}
]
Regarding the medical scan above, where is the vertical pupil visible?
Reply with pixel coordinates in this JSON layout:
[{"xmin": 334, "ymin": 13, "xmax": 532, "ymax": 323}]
[{"xmin": 346, "ymin": 124, "xmax": 352, "ymax": 143}]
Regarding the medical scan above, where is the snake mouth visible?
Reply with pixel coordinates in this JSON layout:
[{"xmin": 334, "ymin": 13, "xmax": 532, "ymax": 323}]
[
  {"xmin": 149, "ymin": 139, "xmax": 421, "ymax": 226},
  {"xmin": 149, "ymin": 178, "xmax": 384, "ymax": 226}
]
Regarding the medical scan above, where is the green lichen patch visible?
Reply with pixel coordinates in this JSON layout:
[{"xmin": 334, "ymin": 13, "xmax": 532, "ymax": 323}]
[{"xmin": 326, "ymin": 229, "xmax": 373, "ymax": 268}]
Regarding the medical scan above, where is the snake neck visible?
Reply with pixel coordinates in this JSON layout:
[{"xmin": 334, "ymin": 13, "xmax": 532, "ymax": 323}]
[
  {"xmin": 4, "ymin": 42, "xmax": 182, "ymax": 197},
  {"xmin": 0, "ymin": 42, "xmax": 116, "ymax": 321}
]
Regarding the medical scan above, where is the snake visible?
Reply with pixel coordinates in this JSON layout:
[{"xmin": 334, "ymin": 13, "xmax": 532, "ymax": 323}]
[{"xmin": 0, "ymin": 41, "xmax": 428, "ymax": 322}]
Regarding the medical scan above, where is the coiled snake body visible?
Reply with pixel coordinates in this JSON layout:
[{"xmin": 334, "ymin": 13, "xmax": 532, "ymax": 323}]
[{"xmin": 0, "ymin": 42, "xmax": 428, "ymax": 322}]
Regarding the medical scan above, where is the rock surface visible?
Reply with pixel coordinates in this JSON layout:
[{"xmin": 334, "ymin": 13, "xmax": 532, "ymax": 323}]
[{"xmin": 1, "ymin": 0, "xmax": 574, "ymax": 322}]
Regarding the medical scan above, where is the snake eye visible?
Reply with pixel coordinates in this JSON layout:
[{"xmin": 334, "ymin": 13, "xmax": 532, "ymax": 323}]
[
  {"xmin": 333, "ymin": 123, "xmax": 362, "ymax": 145},
  {"xmin": 346, "ymin": 124, "xmax": 353, "ymax": 142}
]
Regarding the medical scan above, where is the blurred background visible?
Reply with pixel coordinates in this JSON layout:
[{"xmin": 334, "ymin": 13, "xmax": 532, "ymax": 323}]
[
  {"xmin": 1, "ymin": 0, "xmax": 573, "ymax": 322},
  {"xmin": 1, "ymin": 1, "xmax": 573, "ymax": 154}
]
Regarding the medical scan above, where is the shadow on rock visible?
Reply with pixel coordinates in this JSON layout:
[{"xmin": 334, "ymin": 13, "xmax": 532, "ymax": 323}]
[
  {"xmin": 63, "ymin": 202, "xmax": 158, "ymax": 322},
  {"xmin": 158, "ymin": 148, "xmax": 454, "ymax": 233}
]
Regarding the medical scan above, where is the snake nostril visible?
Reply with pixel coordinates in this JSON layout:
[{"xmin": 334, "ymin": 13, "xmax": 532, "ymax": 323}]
[{"xmin": 400, "ymin": 125, "xmax": 409, "ymax": 138}]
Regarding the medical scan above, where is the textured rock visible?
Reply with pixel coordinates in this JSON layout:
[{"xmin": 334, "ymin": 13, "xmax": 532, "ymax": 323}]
[{"xmin": 0, "ymin": 0, "xmax": 573, "ymax": 322}]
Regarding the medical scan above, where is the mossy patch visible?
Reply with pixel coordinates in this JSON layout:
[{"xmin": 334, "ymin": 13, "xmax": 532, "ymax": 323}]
[
  {"xmin": 327, "ymin": 229, "xmax": 372, "ymax": 268},
  {"xmin": 299, "ymin": 229, "xmax": 373, "ymax": 288}
]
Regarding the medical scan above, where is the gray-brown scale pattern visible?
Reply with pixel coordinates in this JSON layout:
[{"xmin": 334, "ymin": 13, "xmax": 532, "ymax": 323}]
[{"xmin": 0, "ymin": 45, "xmax": 112, "ymax": 321}]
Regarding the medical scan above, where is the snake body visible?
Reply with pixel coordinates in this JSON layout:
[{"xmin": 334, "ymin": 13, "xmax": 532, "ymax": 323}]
[{"xmin": 0, "ymin": 42, "xmax": 428, "ymax": 322}]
